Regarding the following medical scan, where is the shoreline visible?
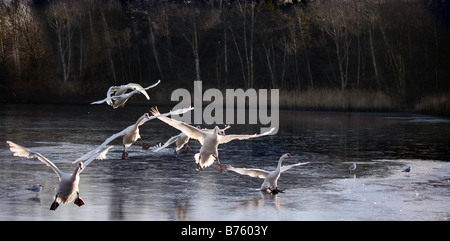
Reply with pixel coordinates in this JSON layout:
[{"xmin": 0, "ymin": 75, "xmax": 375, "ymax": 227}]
[{"xmin": 1, "ymin": 92, "xmax": 449, "ymax": 118}]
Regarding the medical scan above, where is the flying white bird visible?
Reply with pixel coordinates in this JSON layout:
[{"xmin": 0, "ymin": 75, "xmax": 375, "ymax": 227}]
[
  {"xmin": 119, "ymin": 113, "xmax": 151, "ymax": 159},
  {"xmin": 6, "ymin": 141, "xmax": 113, "ymax": 210},
  {"xmin": 150, "ymin": 107, "xmax": 274, "ymax": 172},
  {"xmin": 152, "ymin": 125, "xmax": 231, "ymax": 156},
  {"xmin": 91, "ymin": 80, "xmax": 160, "ymax": 108},
  {"xmin": 152, "ymin": 132, "xmax": 192, "ymax": 155},
  {"xmin": 227, "ymin": 153, "xmax": 309, "ymax": 193},
  {"xmin": 73, "ymin": 106, "xmax": 194, "ymax": 162}
]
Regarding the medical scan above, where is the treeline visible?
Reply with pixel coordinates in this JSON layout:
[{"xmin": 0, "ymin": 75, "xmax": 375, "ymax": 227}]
[{"xmin": 0, "ymin": 0, "xmax": 449, "ymax": 108}]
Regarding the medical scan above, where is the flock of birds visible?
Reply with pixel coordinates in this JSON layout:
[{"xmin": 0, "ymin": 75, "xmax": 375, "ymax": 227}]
[
  {"xmin": 7, "ymin": 81, "xmax": 414, "ymax": 211},
  {"xmin": 6, "ymin": 81, "xmax": 310, "ymax": 211}
]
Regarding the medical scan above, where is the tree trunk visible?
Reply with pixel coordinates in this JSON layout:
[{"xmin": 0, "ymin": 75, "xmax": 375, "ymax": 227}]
[
  {"xmin": 262, "ymin": 43, "xmax": 275, "ymax": 88},
  {"xmin": 100, "ymin": 8, "xmax": 116, "ymax": 84},
  {"xmin": 148, "ymin": 17, "xmax": 163, "ymax": 79},
  {"xmin": 368, "ymin": 28, "xmax": 379, "ymax": 88},
  {"xmin": 297, "ymin": 12, "xmax": 313, "ymax": 88},
  {"xmin": 229, "ymin": 25, "xmax": 246, "ymax": 85},
  {"xmin": 193, "ymin": 15, "xmax": 200, "ymax": 81},
  {"xmin": 49, "ymin": 2, "xmax": 74, "ymax": 83},
  {"xmin": 183, "ymin": 8, "xmax": 201, "ymax": 81},
  {"xmin": 223, "ymin": 22, "xmax": 228, "ymax": 86}
]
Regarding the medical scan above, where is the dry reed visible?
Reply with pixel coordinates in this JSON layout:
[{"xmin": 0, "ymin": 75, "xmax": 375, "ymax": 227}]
[
  {"xmin": 279, "ymin": 88, "xmax": 401, "ymax": 111},
  {"xmin": 415, "ymin": 93, "xmax": 450, "ymax": 116}
]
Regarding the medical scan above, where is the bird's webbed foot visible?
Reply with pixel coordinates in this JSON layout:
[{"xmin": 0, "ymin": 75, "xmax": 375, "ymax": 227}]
[
  {"xmin": 269, "ymin": 187, "xmax": 284, "ymax": 194},
  {"xmin": 217, "ymin": 164, "xmax": 226, "ymax": 172},
  {"xmin": 50, "ymin": 201, "xmax": 59, "ymax": 210},
  {"xmin": 74, "ymin": 197, "xmax": 85, "ymax": 207},
  {"xmin": 195, "ymin": 163, "xmax": 203, "ymax": 172}
]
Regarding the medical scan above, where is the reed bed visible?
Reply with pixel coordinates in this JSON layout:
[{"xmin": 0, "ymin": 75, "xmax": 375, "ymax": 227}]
[
  {"xmin": 279, "ymin": 89, "xmax": 401, "ymax": 111},
  {"xmin": 415, "ymin": 93, "xmax": 450, "ymax": 116}
]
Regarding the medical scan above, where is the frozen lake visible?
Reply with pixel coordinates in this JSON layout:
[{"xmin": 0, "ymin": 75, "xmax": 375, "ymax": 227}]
[{"xmin": 0, "ymin": 104, "xmax": 449, "ymax": 220}]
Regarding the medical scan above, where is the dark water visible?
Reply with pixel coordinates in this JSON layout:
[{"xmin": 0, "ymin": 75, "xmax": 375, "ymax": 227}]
[{"xmin": 0, "ymin": 104, "xmax": 449, "ymax": 220}]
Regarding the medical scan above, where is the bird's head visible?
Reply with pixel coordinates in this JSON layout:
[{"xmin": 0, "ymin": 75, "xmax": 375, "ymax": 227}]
[
  {"xmin": 214, "ymin": 126, "xmax": 226, "ymax": 136},
  {"xmin": 78, "ymin": 162, "xmax": 84, "ymax": 173}
]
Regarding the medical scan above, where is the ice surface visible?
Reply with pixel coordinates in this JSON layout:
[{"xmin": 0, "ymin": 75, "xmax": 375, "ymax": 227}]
[{"xmin": 0, "ymin": 105, "xmax": 448, "ymax": 220}]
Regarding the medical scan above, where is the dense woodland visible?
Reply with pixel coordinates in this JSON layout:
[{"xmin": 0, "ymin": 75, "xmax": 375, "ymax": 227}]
[{"xmin": 0, "ymin": 0, "xmax": 449, "ymax": 113}]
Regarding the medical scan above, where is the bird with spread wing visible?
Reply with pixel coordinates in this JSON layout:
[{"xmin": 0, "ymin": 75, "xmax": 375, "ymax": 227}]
[
  {"xmin": 6, "ymin": 141, "xmax": 113, "ymax": 210},
  {"xmin": 227, "ymin": 153, "xmax": 309, "ymax": 193},
  {"xmin": 150, "ymin": 107, "xmax": 275, "ymax": 172},
  {"xmin": 91, "ymin": 80, "xmax": 160, "ymax": 108}
]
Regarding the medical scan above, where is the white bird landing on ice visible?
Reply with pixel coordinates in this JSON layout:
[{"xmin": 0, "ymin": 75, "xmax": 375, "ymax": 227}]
[
  {"xmin": 91, "ymin": 80, "xmax": 160, "ymax": 108},
  {"xmin": 150, "ymin": 107, "xmax": 275, "ymax": 172},
  {"xmin": 6, "ymin": 141, "xmax": 113, "ymax": 210},
  {"xmin": 227, "ymin": 153, "xmax": 309, "ymax": 193}
]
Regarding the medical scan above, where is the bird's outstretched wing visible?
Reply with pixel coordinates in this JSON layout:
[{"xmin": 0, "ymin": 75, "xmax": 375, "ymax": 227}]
[
  {"xmin": 6, "ymin": 141, "xmax": 64, "ymax": 180},
  {"xmin": 140, "ymin": 106, "xmax": 193, "ymax": 126},
  {"xmin": 151, "ymin": 133, "xmax": 182, "ymax": 152},
  {"xmin": 91, "ymin": 98, "xmax": 110, "ymax": 105},
  {"xmin": 74, "ymin": 107, "xmax": 193, "ymax": 163},
  {"xmin": 139, "ymin": 80, "xmax": 161, "ymax": 100},
  {"xmin": 280, "ymin": 162, "xmax": 309, "ymax": 173},
  {"xmin": 226, "ymin": 165, "xmax": 270, "ymax": 179},
  {"xmin": 80, "ymin": 146, "xmax": 114, "ymax": 173},
  {"xmin": 121, "ymin": 80, "xmax": 161, "ymax": 100},
  {"xmin": 150, "ymin": 107, "xmax": 206, "ymax": 145},
  {"xmin": 91, "ymin": 92, "xmax": 133, "ymax": 106},
  {"xmin": 73, "ymin": 129, "xmax": 127, "ymax": 163},
  {"xmin": 218, "ymin": 127, "xmax": 275, "ymax": 144}
]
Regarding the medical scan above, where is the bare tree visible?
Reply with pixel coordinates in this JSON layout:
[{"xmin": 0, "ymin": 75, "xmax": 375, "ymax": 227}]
[
  {"xmin": 147, "ymin": 14, "xmax": 163, "ymax": 80},
  {"xmin": 364, "ymin": 0, "xmax": 380, "ymax": 88},
  {"xmin": 232, "ymin": 0, "xmax": 257, "ymax": 88},
  {"xmin": 294, "ymin": 7, "xmax": 314, "ymax": 88},
  {"xmin": 0, "ymin": 10, "xmax": 5, "ymax": 66},
  {"xmin": 99, "ymin": 5, "xmax": 117, "ymax": 84},
  {"xmin": 175, "ymin": 4, "xmax": 219, "ymax": 82},
  {"xmin": 378, "ymin": 13, "xmax": 406, "ymax": 101},
  {"xmin": 184, "ymin": 7, "xmax": 201, "ymax": 81},
  {"xmin": 48, "ymin": 0, "xmax": 76, "ymax": 83},
  {"xmin": 1, "ymin": 0, "xmax": 23, "ymax": 81},
  {"xmin": 315, "ymin": 0, "xmax": 354, "ymax": 91},
  {"xmin": 221, "ymin": 4, "xmax": 229, "ymax": 86}
]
